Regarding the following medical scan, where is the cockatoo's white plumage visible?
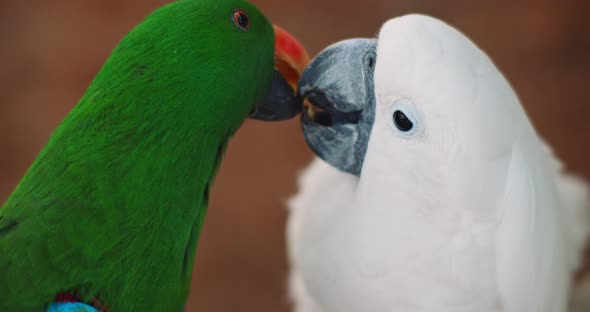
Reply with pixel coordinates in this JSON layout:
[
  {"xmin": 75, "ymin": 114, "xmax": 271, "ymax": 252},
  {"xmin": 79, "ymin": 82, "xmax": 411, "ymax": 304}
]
[{"xmin": 288, "ymin": 14, "xmax": 590, "ymax": 312}]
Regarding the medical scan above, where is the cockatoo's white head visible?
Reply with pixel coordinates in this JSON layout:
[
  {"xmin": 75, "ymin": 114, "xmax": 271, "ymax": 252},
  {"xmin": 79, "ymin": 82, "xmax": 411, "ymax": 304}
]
[
  {"xmin": 301, "ymin": 14, "xmax": 534, "ymax": 190},
  {"xmin": 299, "ymin": 14, "xmax": 537, "ymax": 217},
  {"xmin": 371, "ymin": 15, "xmax": 529, "ymax": 179}
]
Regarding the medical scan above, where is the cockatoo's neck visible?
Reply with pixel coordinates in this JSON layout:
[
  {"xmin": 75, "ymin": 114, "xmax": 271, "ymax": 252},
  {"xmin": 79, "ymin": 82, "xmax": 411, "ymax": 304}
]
[
  {"xmin": 356, "ymin": 153, "xmax": 460, "ymax": 235},
  {"xmin": 355, "ymin": 139, "xmax": 510, "ymax": 238},
  {"xmin": 341, "ymin": 148, "xmax": 501, "ymax": 305}
]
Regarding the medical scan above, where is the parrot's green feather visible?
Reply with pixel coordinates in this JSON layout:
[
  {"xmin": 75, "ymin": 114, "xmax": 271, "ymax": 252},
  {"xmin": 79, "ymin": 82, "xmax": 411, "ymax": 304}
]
[{"xmin": 0, "ymin": 0, "xmax": 274, "ymax": 311}]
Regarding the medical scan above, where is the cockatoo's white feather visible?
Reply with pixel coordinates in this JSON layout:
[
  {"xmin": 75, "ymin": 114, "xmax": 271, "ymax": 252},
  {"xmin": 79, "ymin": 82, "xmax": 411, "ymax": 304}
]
[{"xmin": 288, "ymin": 14, "xmax": 590, "ymax": 312}]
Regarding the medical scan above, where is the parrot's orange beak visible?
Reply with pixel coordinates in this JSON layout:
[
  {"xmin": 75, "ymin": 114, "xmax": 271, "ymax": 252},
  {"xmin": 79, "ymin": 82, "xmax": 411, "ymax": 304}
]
[
  {"xmin": 273, "ymin": 25, "xmax": 310, "ymax": 89},
  {"xmin": 249, "ymin": 25, "xmax": 309, "ymax": 121}
]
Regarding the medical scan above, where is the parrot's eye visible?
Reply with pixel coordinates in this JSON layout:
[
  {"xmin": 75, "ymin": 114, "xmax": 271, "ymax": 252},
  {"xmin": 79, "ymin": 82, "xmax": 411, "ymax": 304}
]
[
  {"xmin": 232, "ymin": 9, "xmax": 250, "ymax": 31},
  {"xmin": 389, "ymin": 98, "xmax": 425, "ymax": 138}
]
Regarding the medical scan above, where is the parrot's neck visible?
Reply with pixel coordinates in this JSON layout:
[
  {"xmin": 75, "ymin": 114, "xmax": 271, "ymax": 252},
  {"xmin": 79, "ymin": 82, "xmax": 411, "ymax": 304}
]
[{"xmin": 6, "ymin": 101, "xmax": 234, "ymax": 285}]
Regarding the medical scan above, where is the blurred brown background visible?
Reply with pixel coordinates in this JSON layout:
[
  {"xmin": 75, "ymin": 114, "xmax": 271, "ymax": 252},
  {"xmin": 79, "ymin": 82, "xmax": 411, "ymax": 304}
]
[{"xmin": 0, "ymin": 0, "xmax": 589, "ymax": 311}]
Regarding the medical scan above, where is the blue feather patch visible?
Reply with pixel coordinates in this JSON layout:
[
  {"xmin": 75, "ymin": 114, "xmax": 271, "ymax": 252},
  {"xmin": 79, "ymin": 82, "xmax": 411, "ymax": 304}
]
[{"xmin": 47, "ymin": 302, "xmax": 99, "ymax": 312}]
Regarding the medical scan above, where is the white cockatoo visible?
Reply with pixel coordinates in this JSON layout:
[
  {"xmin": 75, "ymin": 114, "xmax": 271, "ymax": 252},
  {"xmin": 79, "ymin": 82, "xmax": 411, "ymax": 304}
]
[{"xmin": 289, "ymin": 14, "xmax": 590, "ymax": 312}]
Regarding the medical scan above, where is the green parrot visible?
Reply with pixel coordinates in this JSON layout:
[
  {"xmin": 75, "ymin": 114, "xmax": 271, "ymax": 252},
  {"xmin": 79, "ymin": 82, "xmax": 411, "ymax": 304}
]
[{"xmin": 0, "ymin": 0, "xmax": 309, "ymax": 311}]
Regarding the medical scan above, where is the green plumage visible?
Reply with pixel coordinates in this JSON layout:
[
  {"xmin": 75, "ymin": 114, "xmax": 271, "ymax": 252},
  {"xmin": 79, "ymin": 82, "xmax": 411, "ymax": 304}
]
[{"xmin": 0, "ymin": 0, "xmax": 275, "ymax": 311}]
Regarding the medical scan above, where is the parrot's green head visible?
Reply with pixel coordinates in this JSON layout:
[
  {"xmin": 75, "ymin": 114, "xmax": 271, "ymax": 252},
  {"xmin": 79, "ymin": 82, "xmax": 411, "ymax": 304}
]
[
  {"xmin": 0, "ymin": 3, "xmax": 309, "ymax": 309},
  {"xmin": 79, "ymin": 0, "xmax": 308, "ymax": 140}
]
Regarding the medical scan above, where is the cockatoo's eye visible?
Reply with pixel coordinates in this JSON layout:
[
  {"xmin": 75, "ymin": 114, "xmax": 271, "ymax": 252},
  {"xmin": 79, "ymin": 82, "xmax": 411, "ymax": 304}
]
[
  {"xmin": 389, "ymin": 98, "xmax": 425, "ymax": 138},
  {"xmin": 232, "ymin": 9, "xmax": 250, "ymax": 31},
  {"xmin": 393, "ymin": 110, "xmax": 413, "ymax": 131}
]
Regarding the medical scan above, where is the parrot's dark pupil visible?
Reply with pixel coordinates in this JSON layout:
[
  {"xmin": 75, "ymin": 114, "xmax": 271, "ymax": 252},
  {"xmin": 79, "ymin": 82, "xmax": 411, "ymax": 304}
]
[
  {"xmin": 238, "ymin": 13, "xmax": 248, "ymax": 27},
  {"xmin": 393, "ymin": 110, "xmax": 413, "ymax": 132}
]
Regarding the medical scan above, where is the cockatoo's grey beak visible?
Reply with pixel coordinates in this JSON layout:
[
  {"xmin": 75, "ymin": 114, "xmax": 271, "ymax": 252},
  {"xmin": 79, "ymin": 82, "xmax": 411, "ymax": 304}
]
[{"xmin": 298, "ymin": 39, "xmax": 377, "ymax": 176}]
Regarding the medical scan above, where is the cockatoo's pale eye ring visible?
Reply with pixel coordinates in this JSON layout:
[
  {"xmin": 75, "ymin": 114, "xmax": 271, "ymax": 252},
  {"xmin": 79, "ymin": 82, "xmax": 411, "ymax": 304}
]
[
  {"xmin": 389, "ymin": 98, "xmax": 425, "ymax": 138},
  {"xmin": 232, "ymin": 9, "xmax": 250, "ymax": 31}
]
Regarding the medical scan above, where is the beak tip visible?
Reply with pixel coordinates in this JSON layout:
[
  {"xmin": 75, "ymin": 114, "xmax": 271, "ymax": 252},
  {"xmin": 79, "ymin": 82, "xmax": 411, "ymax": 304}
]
[
  {"xmin": 249, "ymin": 68, "xmax": 302, "ymax": 122},
  {"xmin": 250, "ymin": 25, "xmax": 308, "ymax": 122}
]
